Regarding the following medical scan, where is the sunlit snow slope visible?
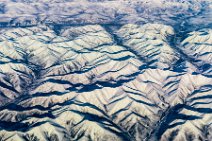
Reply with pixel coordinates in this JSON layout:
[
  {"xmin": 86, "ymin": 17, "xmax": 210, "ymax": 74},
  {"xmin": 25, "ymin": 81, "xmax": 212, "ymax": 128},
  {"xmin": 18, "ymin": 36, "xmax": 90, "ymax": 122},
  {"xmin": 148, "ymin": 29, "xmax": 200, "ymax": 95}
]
[{"xmin": 0, "ymin": 0, "xmax": 211, "ymax": 141}]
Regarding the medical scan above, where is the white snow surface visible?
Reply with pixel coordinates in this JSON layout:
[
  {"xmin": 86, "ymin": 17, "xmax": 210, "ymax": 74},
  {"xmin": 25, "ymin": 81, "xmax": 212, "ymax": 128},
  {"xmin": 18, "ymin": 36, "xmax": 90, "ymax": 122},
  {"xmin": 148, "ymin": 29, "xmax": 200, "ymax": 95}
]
[{"xmin": 0, "ymin": 0, "xmax": 211, "ymax": 141}]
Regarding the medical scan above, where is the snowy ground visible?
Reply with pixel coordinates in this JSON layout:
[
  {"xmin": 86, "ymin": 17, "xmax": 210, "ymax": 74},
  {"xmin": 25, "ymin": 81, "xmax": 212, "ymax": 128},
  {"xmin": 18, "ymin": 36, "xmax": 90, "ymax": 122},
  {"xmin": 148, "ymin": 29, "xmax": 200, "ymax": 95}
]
[{"xmin": 0, "ymin": 0, "xmax": 211, "ymax": 141}]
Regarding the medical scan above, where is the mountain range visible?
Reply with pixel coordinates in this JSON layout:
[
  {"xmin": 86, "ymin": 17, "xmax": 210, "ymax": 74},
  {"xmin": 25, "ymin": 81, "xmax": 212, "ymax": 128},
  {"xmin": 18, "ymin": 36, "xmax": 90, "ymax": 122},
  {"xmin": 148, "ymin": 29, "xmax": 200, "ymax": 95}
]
[{"xmin": 0, "ymin": 0, "xmax": 211, "ymax": 141}]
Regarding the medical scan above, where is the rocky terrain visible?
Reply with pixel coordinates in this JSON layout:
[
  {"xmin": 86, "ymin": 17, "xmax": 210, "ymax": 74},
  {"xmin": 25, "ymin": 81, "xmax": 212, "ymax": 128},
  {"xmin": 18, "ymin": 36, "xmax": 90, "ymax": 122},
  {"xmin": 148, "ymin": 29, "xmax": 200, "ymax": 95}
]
[{"xmin": 0, "ymin": 0, "xmax": 211, "ymax": 141}]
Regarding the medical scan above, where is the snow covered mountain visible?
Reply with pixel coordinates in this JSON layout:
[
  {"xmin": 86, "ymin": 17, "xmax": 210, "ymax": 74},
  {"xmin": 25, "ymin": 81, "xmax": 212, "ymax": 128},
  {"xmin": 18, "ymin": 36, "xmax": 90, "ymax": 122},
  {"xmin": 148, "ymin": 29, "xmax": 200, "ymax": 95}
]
[{"xmin": 0, "ymin": 0, "xmax": 211, "ymax": 141}]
